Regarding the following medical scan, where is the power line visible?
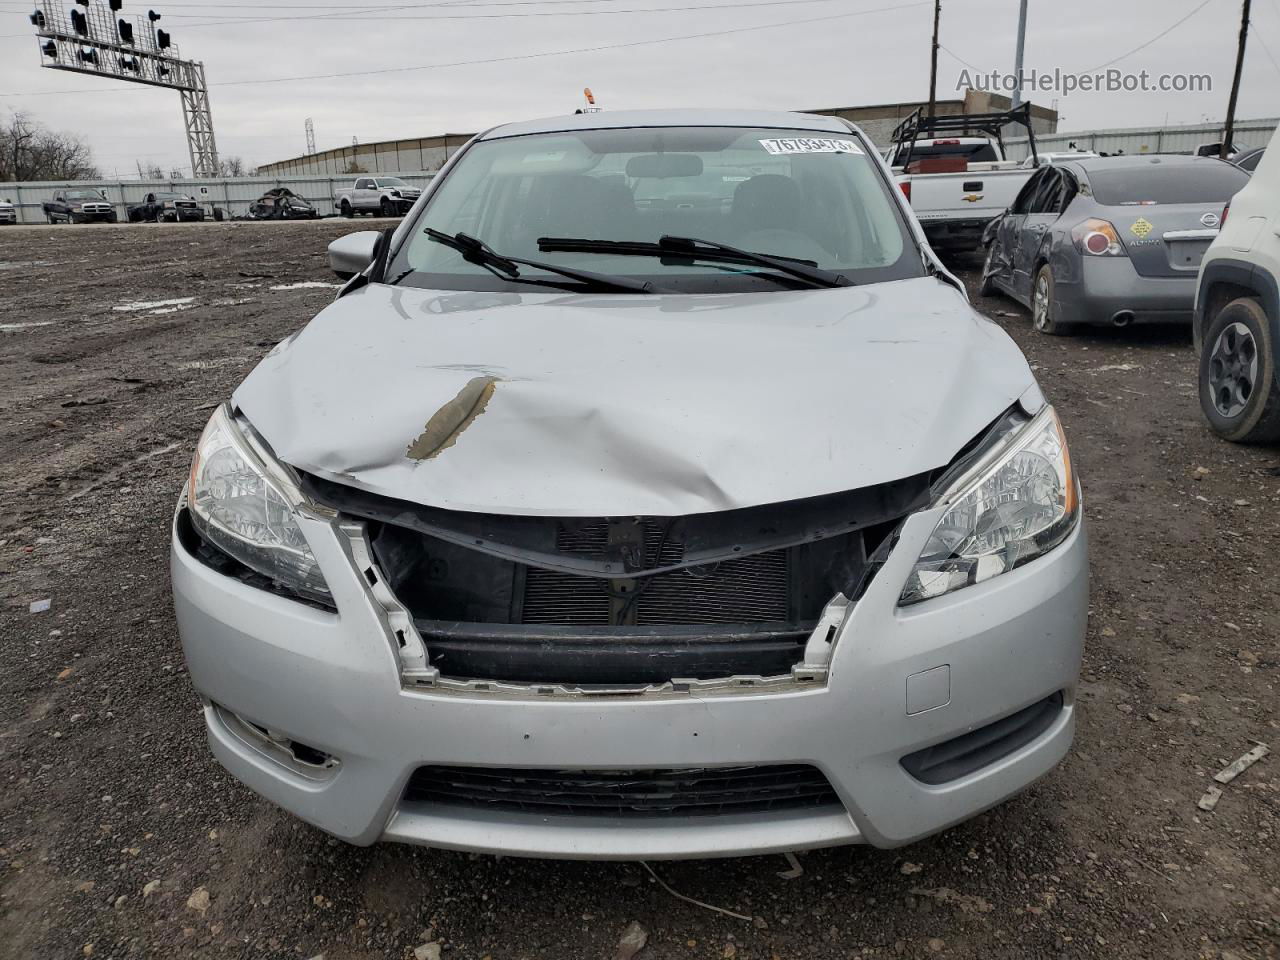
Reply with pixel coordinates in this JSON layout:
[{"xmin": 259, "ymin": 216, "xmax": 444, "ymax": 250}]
[
  {"xmin": 1252, "ymin": 24, "xmax": 1280, "ymax": 73},
  {"xmin": 938, "ymin": 43, "xmax": 986, "ymax": 73},
  {"xmin": 145, "ymin": 0, "xmax": 873, "ymax": 26},
  {"xmin": 0, "ymin": 0, "xmax": 881, "ymax": 37},
  {"xmin": 1, "ymin": 0, "xmax": 930, "ymax": 96},
  {"xmin": 1080, "ymin": 0, "xmax": 1218, "ymax": 72}
]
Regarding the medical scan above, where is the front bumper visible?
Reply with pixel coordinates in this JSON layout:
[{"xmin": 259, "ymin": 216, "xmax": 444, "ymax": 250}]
[
  {"xmin": 73, "ymin": 209, "xmax": 117, "ymax": 223},
  {"xmin": 166, "ymin": 209, "xmax": 206, "ymax": 222},
  {"xmin": 172, "ymin": 496, "xmax": 1088, "ymax": 859},
  {"xmin": 1055, "ymin": 256, "xmax": 1198, "ymax": 325}
]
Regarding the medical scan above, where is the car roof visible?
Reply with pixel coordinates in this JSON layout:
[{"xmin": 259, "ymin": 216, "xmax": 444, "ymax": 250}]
[
  {"xmin": 480, "ymin": 109, "xmax": 854, "ymax": 140},
  {"xmin": 1064, "ymin": 154, "xmax": 1227, "ymax": 173}
]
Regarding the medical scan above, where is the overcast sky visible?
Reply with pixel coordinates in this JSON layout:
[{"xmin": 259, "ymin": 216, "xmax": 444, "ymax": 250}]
[{"xmin": 0, "ymin": 0, "xmax": 1276, "ymax": 177}]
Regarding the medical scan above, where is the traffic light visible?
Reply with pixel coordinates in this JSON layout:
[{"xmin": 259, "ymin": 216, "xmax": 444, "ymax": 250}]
[
  {"xmin": 77, "ymin": 47, "xmax": 98, "ymax": 64},
  {"xmin": 118, "ymin": 19, "xmax": 133, "ymax": 43},
  {"xmin": 109, "ymin": 0, "xmax": 124, "ymax": 10},
  {"xmin": 41, "ymin": 39, "xmax": 57, "ymax": 57},
  {"xmin": 147, "ymin": 9, "xmax": 160, "ymax": 21},
  {"xmin": 156, "ymin": 28, "xmax": 170, "ymax": 49},
  {"xmin": 118, "ymin": 54, "xmax": 139, "ymax": 71},
  {"xmin": 69, "ymin": 8, "xmax": 87, "ymax": 34},
  {"xmin": 29, "ymin": 10, "xmax": 46, "ymax": 28},
  {"xmin": 156, "ymin": 64, "xmax": 169, "ymax": 77}
]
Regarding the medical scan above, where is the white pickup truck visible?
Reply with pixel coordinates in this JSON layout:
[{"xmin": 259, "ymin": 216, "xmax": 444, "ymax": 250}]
[
  {"xmin": 888, "ymin": 106, "xmax": 1042, "ymax": 253},
  {"xmin": 334, "ymin": 176, "xmax": 423, "ymax": 218}
]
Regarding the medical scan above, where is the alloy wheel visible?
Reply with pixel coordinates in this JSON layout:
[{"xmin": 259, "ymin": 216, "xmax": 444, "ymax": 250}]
[
  {"xmin": 1208, "ymin": 321, "xmax": 1258, "ymax": 419},
  {"xmin": 1032, "ymin": 273, "xmax": 1049, "ymax": 329}
]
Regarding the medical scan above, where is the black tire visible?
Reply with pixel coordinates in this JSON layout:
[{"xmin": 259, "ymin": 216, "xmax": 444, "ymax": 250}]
[
  {"xmin": 1031, "ymin": 263, "xmax": 1074, "ymax": 336},
  {"xmin": 340, "ymin": 200, "xmax": 353, "ymax": 218},
  {"xmin": 979, "ymin": 244, "xmax": 999, "ymax": 297},
  {"xmin": 1198, "ymin": 297, "xmax": 1280, "ymax": 444},
  {"xmin": 380, "ymin": 198, "xmax": 393, "ymax": 218}
]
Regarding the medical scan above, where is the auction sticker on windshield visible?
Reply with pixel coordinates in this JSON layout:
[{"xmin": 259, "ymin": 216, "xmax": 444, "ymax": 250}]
[{"xmin": 758, "ymin": 138, "xmax": 864, "ymax": 155}]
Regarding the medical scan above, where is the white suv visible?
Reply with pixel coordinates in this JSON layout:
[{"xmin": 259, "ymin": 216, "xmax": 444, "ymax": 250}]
[{"xmin": 1195, "ymin": 128, "xmax": 1280, "ymax": 442}]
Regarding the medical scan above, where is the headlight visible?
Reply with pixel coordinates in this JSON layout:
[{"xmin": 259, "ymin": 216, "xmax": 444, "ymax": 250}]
[
  {"xmin": 187, "ymin": 405, "xmax": 331, "ymax": 602},
  {"xmin": 389, "ymin": 189, "xmax": 401, "ymax": 197},
  {"xmin": 900, "ymin": 406, "xmax": 1079, "ymax": 605}
]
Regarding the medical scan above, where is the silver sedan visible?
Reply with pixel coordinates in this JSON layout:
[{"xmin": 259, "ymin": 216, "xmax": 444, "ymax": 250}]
[{"xmin": 981, "ymin": 155, "xmax": 1249, "ymax": 335}]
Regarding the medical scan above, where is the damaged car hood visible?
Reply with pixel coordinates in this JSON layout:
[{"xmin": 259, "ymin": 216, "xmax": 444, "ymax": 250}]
[{"xmin": 234, "ymin": 278, "xmax": 1034, "ymax": 516}]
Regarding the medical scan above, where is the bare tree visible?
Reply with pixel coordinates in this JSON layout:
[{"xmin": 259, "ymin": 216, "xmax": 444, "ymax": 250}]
[
  {"xmin": 0, "ymin": 111, "xmax": 99, "ymax": 181},
  {"xmin": 217, "ymin": 155, "xmax": 247, "ymax": 177},
  {"xmin": 136, "ymin": 160, "xmax": 165, "ymax": 180}
]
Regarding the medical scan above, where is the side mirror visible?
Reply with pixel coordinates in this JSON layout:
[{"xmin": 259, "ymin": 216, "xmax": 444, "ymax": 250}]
[{"xmin": 328, "ymin": 230, "xmax": 381, "ymax": 278}]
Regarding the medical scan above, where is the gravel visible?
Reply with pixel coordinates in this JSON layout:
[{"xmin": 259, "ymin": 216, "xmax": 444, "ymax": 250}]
[{"xmin": 1, "ymin": 221, "xmax": 1277, "ymax": 959}]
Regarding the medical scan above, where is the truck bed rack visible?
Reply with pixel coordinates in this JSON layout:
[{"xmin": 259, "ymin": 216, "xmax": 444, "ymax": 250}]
[{"xmin": 890, "ymin": 102, "xmax": 1040, "ymax": 170}]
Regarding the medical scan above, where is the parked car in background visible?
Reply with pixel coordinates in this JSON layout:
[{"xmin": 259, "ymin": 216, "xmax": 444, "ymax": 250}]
[
  {"xmin": 1194, "ymin": 141, "xmax": 1245, "ymax": 159},
  {"xmin": 1195, "ymin": 127, "xmax": 1280, "ymax": 443},
  {"xmin": 1019, "ymin": 151, "xmax": 1099, "ymax": 168},
  {"xmin": 127, "ymin": 191, "xmax": 206, "ymax": 223},
  {"xmin": 248, "ymin": 187, "xmax": 318, "ymax": 220},
  {"xmin": 890, "ymin": 105, "xmax": 1042, "ymax": 252},
  {"xmin": 42, "ymin": 189, "xmax": 117, "ymax": 224},
  {"xmin": 173, "ymin": 109, "xmax": 1086, "ymax": 860},
  {"xmin": 0, "ymin": 197, "xmax": 15, "ymax": 224},
  {"xmin": 334, "ymin": 176, "xmax": 423, "ymax": 218},
  {"xmin": 1232, "ymin": 146, "xmax": 1266, "ymax": 173},
  {"xmin": 980, "ymin": 155, "xmax": 1249, "ymax": 334}
]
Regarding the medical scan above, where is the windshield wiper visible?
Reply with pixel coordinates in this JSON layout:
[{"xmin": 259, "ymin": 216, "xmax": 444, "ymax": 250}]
[
  {"xmin": 425, "ymin": 229, "xmax": 666, "ymax": 294},
  {"xmin": 537, "ymin": 235, "xmax": 854, "ymax": 288}
]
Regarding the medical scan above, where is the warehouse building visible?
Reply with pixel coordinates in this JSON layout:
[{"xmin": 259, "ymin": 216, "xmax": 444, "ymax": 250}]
[{"xmin": 255, "ymin": 90, "xmax": 1059, "ymax": 176}]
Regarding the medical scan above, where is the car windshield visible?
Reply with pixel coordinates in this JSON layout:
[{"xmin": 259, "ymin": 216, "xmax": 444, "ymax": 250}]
[
  {"xmin": 153, "ymin": 192, "xmax": 183, "ymax": 200},
  {"xmin": 377, "ymin": 178, "xmax": 408, "ymax": 187},
  {"xmin": 67, "ymin": 191, "xmax": 101, "ymax": 200},
  {"xmin": 390, "ymin": 125, "xmax": 922, "ymax": 293},
  {"xmin": 1089, "ymin": 162, "xmax": 1249, "ymax": 205}
]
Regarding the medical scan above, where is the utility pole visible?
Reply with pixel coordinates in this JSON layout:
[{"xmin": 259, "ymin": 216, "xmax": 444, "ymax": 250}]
[
  {"xmin": 1221, "ymin": 0, "xmax": 1251, "ymax": 160},
  {"xmin": 305, "ymin": 118, "xmax": 316, "ymax": 155},
  {"xmin": 1012, "ymin": 0, "xmax": 1028, "ymax": 108},
  {"xmin": 927, "ymin": 0, "xmax": 940, "ymax": 119}
]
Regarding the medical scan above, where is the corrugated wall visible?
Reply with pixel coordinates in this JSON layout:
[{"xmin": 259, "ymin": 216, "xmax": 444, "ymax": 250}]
[
  {"xmin": 1004, "ymin": 118, "xmax": 1277, "ymax": 161},
  {"xmin": 0, "ymin": 173, "xmax": 436, "ymax": 223},
  {"xmin": 256, "ymin": 135, "xmax": 469, "ymax": 177}
]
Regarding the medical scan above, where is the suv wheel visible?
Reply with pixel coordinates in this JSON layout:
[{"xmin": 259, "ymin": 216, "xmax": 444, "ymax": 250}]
[
  {"xmin": 1031, "ymin": 264, "xmax": 1074, "ymax": 336},
  {"xmin": 1199, "ymin": 297, "xmax": 1280, "ymax": 443},
  {"xmin": 380, "ymin": 198, "xmax": 393, "ymax": 218},
  {"xmin": 340, "ymin": 200, "xmax": 352, "ymax": 218}
]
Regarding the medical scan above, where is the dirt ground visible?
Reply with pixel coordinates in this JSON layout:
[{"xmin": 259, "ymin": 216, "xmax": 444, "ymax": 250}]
[{"xmin": 0, "ymin": 221, "xmax": 1276, "ymax": 960}]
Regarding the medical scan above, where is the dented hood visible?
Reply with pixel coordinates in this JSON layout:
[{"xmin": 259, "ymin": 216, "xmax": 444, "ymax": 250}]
[{"xmin": 233, "ymin": 278, "xmax": 1035, "ymax": 516}]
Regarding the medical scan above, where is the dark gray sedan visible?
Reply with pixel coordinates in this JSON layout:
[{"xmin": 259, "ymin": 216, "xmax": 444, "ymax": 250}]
[{"xmin": 980, "ymin": 156, "xmax": 1250, "ymax": 334}]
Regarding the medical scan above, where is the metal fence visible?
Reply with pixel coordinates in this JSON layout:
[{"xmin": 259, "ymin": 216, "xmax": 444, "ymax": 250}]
[
  {"xmin": 1004, "ymin": 117, "xmax": 1278, "ymax": 161},
  {"xmin": 0, "ymin": 172, "xmax": 437, "ymax": 224}
]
